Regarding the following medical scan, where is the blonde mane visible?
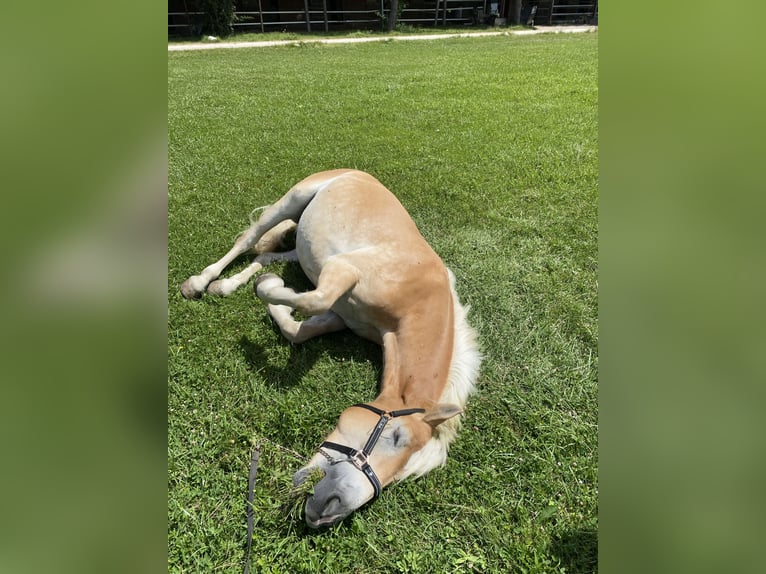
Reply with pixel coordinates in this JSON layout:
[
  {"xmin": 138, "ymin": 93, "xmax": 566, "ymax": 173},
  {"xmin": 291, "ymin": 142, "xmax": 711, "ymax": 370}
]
[{"xmin": 397, "ymin": 270, "xmax": 482, "ymax": 480}]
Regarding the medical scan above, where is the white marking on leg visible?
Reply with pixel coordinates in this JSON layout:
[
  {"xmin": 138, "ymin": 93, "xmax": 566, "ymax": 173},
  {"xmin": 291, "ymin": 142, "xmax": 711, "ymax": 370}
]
[
  {"xmin": 207, "ymin": 261, "xmax": 263, "ymax": 296},
  {"xmin": 268, "ymin": 305, "xmax": 347, "ymax": 344},
  {"xmin": 180, "ymin": 224, "xmax": 262, "ymax": 298},
  {"xmin": 207, "ymin": 250, "xmax": 297, "ymax": 297},
  {"xmin": 255, "ymin": 257, "xmax": 359, "ymax": 315}
]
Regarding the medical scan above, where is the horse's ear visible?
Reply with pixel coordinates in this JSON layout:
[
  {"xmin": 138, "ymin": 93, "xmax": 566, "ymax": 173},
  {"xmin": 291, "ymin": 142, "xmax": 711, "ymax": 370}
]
[{"xmin": 422, "ymin": 404, "xmax": 463, "ymax": 428}]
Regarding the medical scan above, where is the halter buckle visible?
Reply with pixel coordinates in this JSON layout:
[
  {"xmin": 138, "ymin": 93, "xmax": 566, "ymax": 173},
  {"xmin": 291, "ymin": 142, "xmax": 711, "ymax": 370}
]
[{"xmin": 350, "ymin": 450, "xmax": 369, "ymax": 470}]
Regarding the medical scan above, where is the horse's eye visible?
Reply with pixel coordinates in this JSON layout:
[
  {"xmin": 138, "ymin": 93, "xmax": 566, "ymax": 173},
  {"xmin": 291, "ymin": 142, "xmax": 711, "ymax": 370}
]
[{"xmin": 392, "ymin": 429, "xmax": 402, "ymax": 446}]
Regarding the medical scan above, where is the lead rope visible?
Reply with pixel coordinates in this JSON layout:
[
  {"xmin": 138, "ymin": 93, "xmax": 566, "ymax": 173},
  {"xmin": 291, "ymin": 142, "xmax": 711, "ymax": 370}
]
[
  {"xmin": 243, "ymin": 443, "xmax": 261, "ymax": 574},
  {"xmin": 242, "ymin": 439, "xmax": 309, "ymax": 574}
]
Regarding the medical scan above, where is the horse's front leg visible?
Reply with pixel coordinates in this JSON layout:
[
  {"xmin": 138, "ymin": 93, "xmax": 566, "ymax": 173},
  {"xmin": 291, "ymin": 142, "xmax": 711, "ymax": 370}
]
[
  {"xmin": 266, "ymin": 305, "xmax": 348, "ymax": 344},
  {"xmin": 254, "ymin": 256, "xmax": 360, "ymax": 316}
]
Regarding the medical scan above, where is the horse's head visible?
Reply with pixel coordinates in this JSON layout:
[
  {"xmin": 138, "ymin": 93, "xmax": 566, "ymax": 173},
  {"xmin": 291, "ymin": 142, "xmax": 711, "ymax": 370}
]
[{"xmin": 293, "ymin": 402, "xmax": 462, "ymax": 528}]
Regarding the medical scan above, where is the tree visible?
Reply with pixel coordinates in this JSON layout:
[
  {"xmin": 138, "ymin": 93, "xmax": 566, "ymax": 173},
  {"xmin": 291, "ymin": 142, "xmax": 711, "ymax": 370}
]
[
  {"xmin": 509, "ymin": 0, "xmax": 521, "ymax": 24},
  {"xmin": 199, "ymin": 0, "xmax": 235, "ymax": 37},
  {"xmin": 388, "ymin": 0, "xmax": 399, "ymax": 31}
]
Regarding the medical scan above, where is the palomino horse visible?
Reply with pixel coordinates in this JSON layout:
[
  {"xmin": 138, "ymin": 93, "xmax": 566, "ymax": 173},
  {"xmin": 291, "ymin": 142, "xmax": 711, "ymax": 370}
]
[{"xmin": 180, "ymin": 169, "xmax": 481, "ymax": 527}]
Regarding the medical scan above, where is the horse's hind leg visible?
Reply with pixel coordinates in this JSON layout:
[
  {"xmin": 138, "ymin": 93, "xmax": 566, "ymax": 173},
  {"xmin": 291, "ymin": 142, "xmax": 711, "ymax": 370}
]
[
  {"xmin": 204, "ymin": 219, "xmax": 297, "ymax": 297},
  {"xmin": 207, "ymin": 249, "xmax": 298, "ymax": 297},
  {"xmin": 180, "ymin": 185, "xmax": 318, "ymax": 299}
]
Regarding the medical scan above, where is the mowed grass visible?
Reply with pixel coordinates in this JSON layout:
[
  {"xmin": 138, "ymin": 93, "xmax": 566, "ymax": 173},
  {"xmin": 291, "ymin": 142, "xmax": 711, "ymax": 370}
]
[{"xmin": 169, "ymin": 32, "xmax": 597, "ymax": 573}]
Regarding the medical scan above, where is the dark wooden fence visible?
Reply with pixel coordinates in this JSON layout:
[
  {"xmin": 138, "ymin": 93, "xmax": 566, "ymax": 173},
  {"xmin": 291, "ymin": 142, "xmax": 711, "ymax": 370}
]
[
  {"xmin": 168, "ymin": 0, "xmax": 597, "ymax": 36},
  {"xmin": 170, "ymin": 0, "xmax": 499, "ymax": 36}
]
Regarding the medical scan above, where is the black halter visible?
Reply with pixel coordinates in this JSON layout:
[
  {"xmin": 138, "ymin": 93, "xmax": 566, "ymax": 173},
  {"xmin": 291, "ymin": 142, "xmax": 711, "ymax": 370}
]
[{"xmin": 319, "ymin": 403, "xmax": 425, "ymax": 501}]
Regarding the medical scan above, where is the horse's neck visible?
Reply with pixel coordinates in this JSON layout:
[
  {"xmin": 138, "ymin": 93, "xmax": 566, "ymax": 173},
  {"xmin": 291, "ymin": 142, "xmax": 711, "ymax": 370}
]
[{"xmin": 378, "ymin": 298, "xmax": 455, "ymax": 408}]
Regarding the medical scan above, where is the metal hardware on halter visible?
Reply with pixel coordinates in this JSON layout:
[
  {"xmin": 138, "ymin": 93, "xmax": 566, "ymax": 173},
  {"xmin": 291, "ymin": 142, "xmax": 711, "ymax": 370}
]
[
  {"xmin": 317, "ymin": 447, "xmax": 337, "ymax": 465},
  {"xmin": 349, "ymin": 449, "xmax": 369, "ymax": 470},
  {"xmin": 318, "ymin": 403, "xmax": 425, "ymax": 502}
]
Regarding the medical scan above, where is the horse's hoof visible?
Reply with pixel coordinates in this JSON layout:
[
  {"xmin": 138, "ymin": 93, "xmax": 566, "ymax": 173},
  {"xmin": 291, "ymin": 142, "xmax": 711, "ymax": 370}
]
[
  {"xmin": 180, "ymin": 278, "xmax": 204, "ymax": 300},
  {"xmin": 207, "ymin": 279, "xmax": 230, "ymax": 297},
  {"xmin": 254, "ymin": 273, "xmax": 283, "ymax": 297}
]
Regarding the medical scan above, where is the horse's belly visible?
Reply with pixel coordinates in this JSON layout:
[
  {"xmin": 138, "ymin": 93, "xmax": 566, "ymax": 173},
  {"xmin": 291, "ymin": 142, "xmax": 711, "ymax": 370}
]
[
  {"xmin": 330, "ymin": 297, "xmax": 383, "ymax": 344},
  {"xmin": 295, "ymin": 196, "xmax": 373, "ymax": 283}
]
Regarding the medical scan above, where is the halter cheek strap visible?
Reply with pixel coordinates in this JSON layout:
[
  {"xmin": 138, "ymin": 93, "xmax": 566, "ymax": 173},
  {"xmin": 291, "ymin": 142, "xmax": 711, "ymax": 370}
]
[{"xmin": 319, "ymin": 403, "xmax": 425, "ymax": 502}]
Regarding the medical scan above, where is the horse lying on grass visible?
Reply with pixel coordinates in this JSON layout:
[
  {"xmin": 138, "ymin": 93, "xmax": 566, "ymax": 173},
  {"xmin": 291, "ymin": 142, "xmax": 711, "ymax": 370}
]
[{"xmin": 181, "ymin": 169, "xmax": 481, "ymax": 528}]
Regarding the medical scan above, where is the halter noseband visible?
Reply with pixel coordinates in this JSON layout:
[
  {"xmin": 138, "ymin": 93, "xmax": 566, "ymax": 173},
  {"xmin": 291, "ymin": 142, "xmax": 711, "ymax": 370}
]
[{"xmin": 318, "ymin": 403, "xmax": 425, "ymax": 501}]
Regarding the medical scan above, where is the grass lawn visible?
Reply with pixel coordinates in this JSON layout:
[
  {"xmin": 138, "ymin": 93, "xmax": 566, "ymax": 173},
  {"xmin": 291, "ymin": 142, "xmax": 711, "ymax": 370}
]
[{"xmin": 169, "ymin": 32, "xmax": 597, "ymax": 573}]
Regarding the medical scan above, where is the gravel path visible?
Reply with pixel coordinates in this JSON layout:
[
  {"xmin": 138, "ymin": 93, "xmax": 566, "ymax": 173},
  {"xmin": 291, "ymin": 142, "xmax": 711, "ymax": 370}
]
[{"xmin": 168, "ymin": 25, "xmax": 597, "ymax": 52}]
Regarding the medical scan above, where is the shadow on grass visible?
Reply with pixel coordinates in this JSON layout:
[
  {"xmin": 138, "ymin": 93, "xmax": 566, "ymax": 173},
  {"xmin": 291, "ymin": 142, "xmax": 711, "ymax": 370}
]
[
  {"xmin": 550, "ymin": 528, "xmax": 598, "ymax": 573},
  {"xmin": 238, "ymin": 333, "xmax": 313, "ymax": 390},
  {"xmin": 237, "ymin": 329, "xmax": 382, "ymax": 391},
  {"xmin": 236, "ymin": 261, "xmax": 383, "ymax": 391}
]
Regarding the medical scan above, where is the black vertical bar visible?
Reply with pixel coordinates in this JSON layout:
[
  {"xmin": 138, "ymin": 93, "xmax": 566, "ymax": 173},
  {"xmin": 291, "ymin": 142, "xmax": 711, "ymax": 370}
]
[{"xmin": 380, "ymin": 0, "xmax": 385, "ymax": 30}]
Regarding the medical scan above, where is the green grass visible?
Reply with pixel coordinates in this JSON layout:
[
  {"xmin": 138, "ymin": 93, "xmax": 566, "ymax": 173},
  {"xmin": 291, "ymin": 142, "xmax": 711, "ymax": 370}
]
[{"xmin": 169, "ymin": 33, "xmax": 597, "ymax": 573}]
